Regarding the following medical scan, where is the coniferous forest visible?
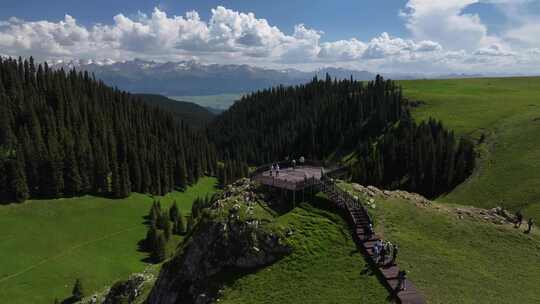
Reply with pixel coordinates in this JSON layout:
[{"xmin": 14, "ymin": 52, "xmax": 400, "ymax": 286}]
[
  {"xmin": 0, "ymin": 56, "xmax": 475, "ymax": 203},
  {"xmin": 0, "ymin": 57, "xmax": 218, "ymax": 204},
  {"xmin": 209, "ymin": 75, "xmax": 475, "ymax": 198}
]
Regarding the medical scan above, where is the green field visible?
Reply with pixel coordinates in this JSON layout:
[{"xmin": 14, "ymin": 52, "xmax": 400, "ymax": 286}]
[
  {"xmin": 341, "ymin": 182, "xmax": 540, "ymax": 304},
  {"xmin": 169, "ymin": 93, "xmax": 244, "ymax": 110},
  {"xmin": 0, "ymin": 177, "xmax": 217, "ymax": 304},
  {"xmin": 218, "ymin": 201, "xmax": 388, "ymax": 304},
  {"xmin": 400, "ymin": 77, "xmax": 540, "ymax": 219}
]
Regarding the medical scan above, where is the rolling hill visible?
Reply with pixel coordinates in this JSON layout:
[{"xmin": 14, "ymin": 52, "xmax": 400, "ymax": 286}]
[{"xmin": 400, "ymin": 77, "xmax": 540, "ymax": 219}]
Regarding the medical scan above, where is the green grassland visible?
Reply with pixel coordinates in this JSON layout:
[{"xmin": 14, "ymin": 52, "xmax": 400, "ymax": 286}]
[
  {"xmin": 0, "ymin": 177, "xmax": 217, "ymax": 304},
  {"xmin": 217, "ymin": 200, "xmax": 388, "ymax": 304},
  {"xmin": 341, "ymin": 182, "xmax": 540, "ymax": 304},
  {"xmin": 400, "ymin": 77, "xmax": 540, "ymax": 219}
]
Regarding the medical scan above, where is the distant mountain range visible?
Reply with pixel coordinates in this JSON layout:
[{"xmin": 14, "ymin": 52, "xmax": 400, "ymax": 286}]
[{"xmin": 49, "ymin": 59, "xmax": 396, "ymax": 96}]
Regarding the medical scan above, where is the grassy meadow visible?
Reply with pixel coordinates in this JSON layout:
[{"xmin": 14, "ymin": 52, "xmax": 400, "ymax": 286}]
[
  {"xmin": 341, "ymin": 182, "xmax": 540, "ymax": 304},
  {"xmin": 0, "ymin": 177, "xmax": 217, "ymax": 304},
  {"xmin": 400, "ymin": 77, "xmax": 540, "ymax": 219},
  {"xmin": 217, "ymin": 201, "xmax": 388, "ymax": 304}
]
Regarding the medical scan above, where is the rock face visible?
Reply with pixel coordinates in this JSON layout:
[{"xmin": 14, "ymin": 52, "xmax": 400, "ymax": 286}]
[
  {"xmin": 103, "ymin": 275, "xmax": 145, "ymax": 304},
  {"xmin": 147, "ymin": 179, "xmax": 291, "ymax": 304},
  {"xmin": 351, "ymin": 183, "xmax": 432, "ymax": 206}
]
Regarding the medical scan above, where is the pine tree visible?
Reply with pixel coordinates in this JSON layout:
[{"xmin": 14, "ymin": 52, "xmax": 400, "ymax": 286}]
[
  {"xmin": 163, "ymin": 216, "xmax": 172, "ymax": 240},
  {"xmin": 64, "ymin": 148, "xmax": 82, "ymax": 196},
  {"xmin": 145, "ymin": 225, "xmax": 158, "ymax": 251},
  {"xmin": 151, "ymin": 232, "xmax": 167, "ymax": 263},
  {"xmin": 186, "ymin": 215, "xmax": 195, "ymax": 234},
  {"xmin": 157, "ymin": 211, "xmax": 167, "ymax": 230},
  {"xmin": 176, "ymin": 211, "xmax": 186, "ymax": 235},
  {"xmin": 169, "ymin": 201, "xmax": 179, "ymax": 222}
]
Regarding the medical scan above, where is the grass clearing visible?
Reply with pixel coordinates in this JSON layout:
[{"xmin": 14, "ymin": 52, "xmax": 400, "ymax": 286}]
[
  {"xmin": 217, "ymin": 200, "xmax": 388, "ymax": 304},
  {"xmin": 400, "ymin": 77, "xmax": 540, "ymax": 219},
  {"xmin": 0, "ymin": 177, "xmax": 217, "ymax": 304},
  {"xmin": 342, "ymin": 182, "xmax": 540, "ymax": 304}
]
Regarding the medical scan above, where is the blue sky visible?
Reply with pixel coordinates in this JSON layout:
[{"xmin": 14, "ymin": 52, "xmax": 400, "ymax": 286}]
[{"xmin": 1, "ymin": 0, "xmax": 540, "ymax": 74}]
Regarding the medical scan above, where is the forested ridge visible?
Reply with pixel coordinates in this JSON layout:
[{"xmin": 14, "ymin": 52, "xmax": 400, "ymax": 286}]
[
  {"xmin": 209, "ymin": 75, "xmax": 475, "ymax": 198},
  {"xmin": 0, "ymin": 57, "xmax": 218, "ymax": 204}
]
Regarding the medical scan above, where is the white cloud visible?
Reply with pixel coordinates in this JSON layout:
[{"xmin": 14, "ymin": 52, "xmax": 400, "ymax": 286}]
[
  {"xmin": 401, "ymin": 0, "xmax": 496, "ymax": 50},
  {"xmin": 0, "ymin": 4, "xmax": 540, "ymax": 74}
]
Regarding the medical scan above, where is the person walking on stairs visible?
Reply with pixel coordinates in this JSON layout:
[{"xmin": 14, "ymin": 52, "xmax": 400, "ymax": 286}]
[
  {"xmin": 392, "ymin": 244, "xmax": 399, "ymax": 265},
  {"xmin": 373, "ymin": 243, "xmax": 380, "ymax": 264},
  {"xmin": 366, "ymin": 223, "xmax": 374, "ymax": 241},
  {"xmin": 397, "ymin": 270, "xmax": 407, "ymax": 291},
  {"xmin": 526, "ymin": 218, "xmax": 534, "ymax": 234}
]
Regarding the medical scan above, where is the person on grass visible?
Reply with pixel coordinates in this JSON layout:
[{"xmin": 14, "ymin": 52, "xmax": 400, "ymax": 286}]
[
  {"xmin": 515, "ymin": 210, "xmax": 523, "ymax": 228},
  {"xmin": 526, "ymin": 218, "xmax": 534, "ymax": 234}
]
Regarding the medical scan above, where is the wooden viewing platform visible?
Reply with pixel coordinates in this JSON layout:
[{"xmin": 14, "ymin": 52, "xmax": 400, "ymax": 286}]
[
  {"xmin": 252, "ymin": 165, "xmax": 323, "ymax": 191},
  {"xmin": 251, "ymin": 161, "xmax": 426, "ymax": 303}
]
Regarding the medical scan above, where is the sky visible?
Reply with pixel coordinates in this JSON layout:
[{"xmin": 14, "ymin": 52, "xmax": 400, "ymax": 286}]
[{"xmin": 1, "ymin": 0, "xmax": 540, "ymax": 74}]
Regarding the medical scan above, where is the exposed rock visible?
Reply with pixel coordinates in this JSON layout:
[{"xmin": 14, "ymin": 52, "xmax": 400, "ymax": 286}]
[
  {"xmin": 103, "ymin": 274, "xmax": 146, "ymax": 304},
  {"xmin": 147, "ymin": 179, "xmax": 291, "ymax": 304},
  {"xmin": 454, "ymin": 206, "xmax": 516, "ymax": 225},
  {"xmin": 351, "ymin": 183, "xmax": 432, "ymax": 206}
]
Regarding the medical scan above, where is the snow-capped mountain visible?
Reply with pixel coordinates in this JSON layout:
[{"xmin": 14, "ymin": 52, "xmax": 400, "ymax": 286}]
[{"xmin": 49, "ymin": 59, "xmax": 379, "ymax": 96}]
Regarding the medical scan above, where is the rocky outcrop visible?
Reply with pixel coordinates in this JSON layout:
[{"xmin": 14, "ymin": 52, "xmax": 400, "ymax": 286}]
[
  {"xmin": 147, "ymin": 179, "xmax": 291, "ymax": 304},
  {"xmin": 349, "ymin": 182, "xmax": 516, "ymax": 225},
  {"xmin": 350, "ymin": 183, "xmax": 432, "ymax": 206}
]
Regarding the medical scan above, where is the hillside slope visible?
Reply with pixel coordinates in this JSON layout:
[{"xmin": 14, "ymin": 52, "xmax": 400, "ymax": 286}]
[
  {"xmin": 340, "ymin": 182, "xmax": 540, "ymax": 304},
  {"xmin": 135, "ymin": 94, "xmax": 215, "ymax": 128},
  {"xmin": 0, "ymin": 177, "xmax": 217, "ymax": 304},
  {"xmin": 147, "ymin": 179, "xmax": 388, "ymax": 304},
  {"xmin": 400, "ymin": 77, "xmax": 540, "ymax": 219}
]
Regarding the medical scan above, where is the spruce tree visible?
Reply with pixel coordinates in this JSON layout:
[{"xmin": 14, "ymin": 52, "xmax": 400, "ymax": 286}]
[
  {"xmin": 151, "ymin": 232, "xmax": 167, "ymax": 263},
  {"xmin": 169, "ymin": 201, "xmax": 179, "ymax": 222},
  {"xmin": 176, "ymin": 211, "xmax": 186, "ymax": 235},
  {"xmin": 145, "ymin": 225, "xmax": 158, "ymax": 252},
  {"xmin": 163, "ymin": 216, "xmax": 172, "ymax": 240}
]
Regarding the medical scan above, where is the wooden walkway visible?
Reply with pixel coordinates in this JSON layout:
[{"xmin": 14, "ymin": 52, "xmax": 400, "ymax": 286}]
[{"xmin": 320, "ymin": 179, "xmax": 426, "ymax": 304}]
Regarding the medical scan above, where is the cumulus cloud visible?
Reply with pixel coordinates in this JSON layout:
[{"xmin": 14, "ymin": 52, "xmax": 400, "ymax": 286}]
[
  {"xmin": 401, "ymin": 0, "xmax": 496, "ymax": 50},
  {"xmin": 0, "ymin": 4, "xmax": 540, "ymax": 74}
]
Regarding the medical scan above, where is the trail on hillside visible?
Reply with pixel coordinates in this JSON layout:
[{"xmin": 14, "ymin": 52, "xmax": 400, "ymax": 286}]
[{"xmin": 0, "ymin": 225, "xmax": 140, "ymax": 284}]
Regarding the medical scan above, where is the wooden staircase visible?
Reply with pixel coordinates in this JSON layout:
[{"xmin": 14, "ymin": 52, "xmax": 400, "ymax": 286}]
[{"xmin": 319, "ymin": 178, "xmax": 426, "ymax": 304}]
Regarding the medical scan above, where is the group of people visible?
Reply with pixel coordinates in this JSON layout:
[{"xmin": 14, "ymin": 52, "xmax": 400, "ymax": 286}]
[
  {"xmin": 269, "ymin": 163, "xmax": 281, "ymax": 176},
  {"xmin": 269, "ymin": 156, "xmax": 307, "ymax": 176},
  {"xmin": 372, "ymin": 239, "xmax": 399, "ymax": 267},
  {"xmin": 515, "ymin": 211, "xmax": 535, "ymax": 234}
]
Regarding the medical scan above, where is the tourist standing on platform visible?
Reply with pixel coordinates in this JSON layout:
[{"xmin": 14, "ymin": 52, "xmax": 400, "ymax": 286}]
[
  {"xmin": 299, "ymin": 156, "xmax": 305, "ymax": 166},
  {"xmin": 276, "ymin": 164, "xmax": 280, "ymax": 176},
  {"xmin": 270, "ymin": 164, "xmax": 275, "ymax": 176},
  {"xmin": 292, "ymin": 159, "xmax": 296, "ymax": 170}
]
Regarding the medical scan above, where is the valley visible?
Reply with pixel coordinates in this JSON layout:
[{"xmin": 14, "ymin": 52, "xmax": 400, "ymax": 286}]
[{"xmin": 0, "ymin": 177, "xmax": 217, "ymax": 304}]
